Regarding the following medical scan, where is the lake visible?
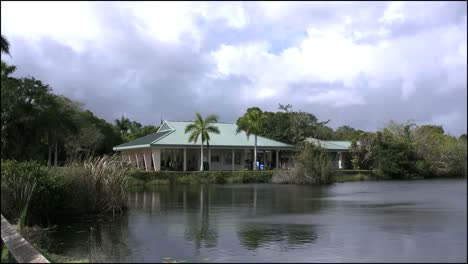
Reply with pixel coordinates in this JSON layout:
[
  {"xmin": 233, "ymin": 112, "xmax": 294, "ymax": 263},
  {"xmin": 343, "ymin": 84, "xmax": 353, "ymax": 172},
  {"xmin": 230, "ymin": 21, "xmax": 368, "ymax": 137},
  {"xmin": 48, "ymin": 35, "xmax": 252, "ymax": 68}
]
[{"xmin": 45, "ymin": 179, "xmax": 467, "ymax": 262}]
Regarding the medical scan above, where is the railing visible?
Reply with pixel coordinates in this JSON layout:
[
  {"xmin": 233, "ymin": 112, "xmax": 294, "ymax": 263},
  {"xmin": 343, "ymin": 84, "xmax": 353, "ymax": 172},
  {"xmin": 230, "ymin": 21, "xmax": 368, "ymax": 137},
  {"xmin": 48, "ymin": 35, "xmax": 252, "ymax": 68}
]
[{"xmin": 1, "ymin": 214, "xmax": 50, "ymax": 263}]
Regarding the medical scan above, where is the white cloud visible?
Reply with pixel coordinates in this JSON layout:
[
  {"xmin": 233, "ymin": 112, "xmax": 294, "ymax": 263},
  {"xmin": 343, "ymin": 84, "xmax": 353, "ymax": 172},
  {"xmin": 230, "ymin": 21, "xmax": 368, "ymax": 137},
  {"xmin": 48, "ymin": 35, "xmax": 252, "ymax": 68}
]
[
  {"xmin": 1, "ymin": 1, "xmax": 466, "ymax": 135},
  {"xmin": 307, "ymin": 90, "xmax": 366, "ymax": 107},
  {"xmin": 119, "ymin": 2, "xmax": 197, "ymax": 44},
  {"xmin": 379, "ymin": 1, "xmax": 406, "ymax": 25},
  {"xmin": 1, "ymin": 1, "xmax": 99, "ymax": 52}
]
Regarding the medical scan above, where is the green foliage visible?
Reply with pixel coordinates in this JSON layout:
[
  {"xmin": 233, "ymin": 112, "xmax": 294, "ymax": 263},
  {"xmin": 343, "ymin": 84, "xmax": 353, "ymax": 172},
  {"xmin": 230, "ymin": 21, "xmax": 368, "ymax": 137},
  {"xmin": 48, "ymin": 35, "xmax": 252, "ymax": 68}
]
[
  {"xmin": 185, "ymin": 113, "xmax": 220, "ymax": 171},
  {"xmin": 349, "ymin": 132, "xmax": 381, "ymax": 170},
  {"xmin": 378, "ymin": 138, "xmax": 418, "ymax": 179},
  {"xmin": 123, "ymin": 125, "xmax": 159, "ymax": 142},
  {"xmin": 259, "ymin": 104, "xmax": 331, "ymax": 145},
  {"xmin": 348, "ymin": 121, "xmax": 466, "ymax": 180},
  {"xmin": 1, "ymin": 34, "xmax": 10, "ymax": 55},
  {"xmin": 333, "ymin": 126, "xmax": 365, "ymax": 141},
  {"xmin": 1, "ymin": 73, "xmax": 56, "ymax": 161},
  {"xmin": 129, "ymin": 170, "xmax": 274, "ymax": 185},
  {"xmin": 236, "ymin": 107, "xmax": 266, "ymax": 138},
  {"xmin": 115, "ymin": 116, "xmax": 159, "ymax": 143},
  {"xmin": 413, "ymin": 125, "xmax": 467, "ymax": 178},
  {"xmin": 236, "ymin": 107, "xmax": 267, "ymax": 170},
  {"xmin": 115, "ymin": 115, "xmax": 131, "ymax": 135},
  {"xmin": 185, "ymin": 113, "xmax": 220, "ymax": 144},
  {"xmin": 1, "ymin": 160, "xmax": 45, "ymax": 228},
  {"xmin": 1, "ymin": 61, "xmax": 123, "ymax": 164},
  {"xmin": 1, "ymin": 247, "xmax": 7, "ymax": 263},
  {"xmin": 82, "ymin": 155, "xmax": 133, "ymax": 215},
  {"xmin": 273, "ymin": 143, "xmax": 334, "ymax": 184},
  {"xmin": 1, "ymin": 157, "xmax": 133, "ymax": 227}
]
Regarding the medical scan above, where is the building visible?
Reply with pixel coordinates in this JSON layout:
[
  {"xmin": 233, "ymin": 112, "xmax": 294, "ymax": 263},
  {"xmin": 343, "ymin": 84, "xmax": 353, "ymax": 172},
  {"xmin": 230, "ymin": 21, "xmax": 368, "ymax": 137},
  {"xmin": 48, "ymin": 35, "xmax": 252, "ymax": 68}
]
[
  {"xmin": 113, "ymin": 120, "xmax": 295, "ymax": 171},
  {"xmin": 305, "ymin": 138, "xmax": 354, "ymax": 169}
]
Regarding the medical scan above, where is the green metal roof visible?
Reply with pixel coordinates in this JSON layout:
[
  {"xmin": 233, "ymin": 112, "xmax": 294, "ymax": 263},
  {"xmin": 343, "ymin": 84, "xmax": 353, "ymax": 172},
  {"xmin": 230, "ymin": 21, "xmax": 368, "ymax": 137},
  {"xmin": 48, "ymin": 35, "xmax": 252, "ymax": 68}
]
[
  {"xmin": 305, "ymin": 138, "xmax": 353, "ymax": 151},
  {"xmin": 113, "ymin": 120, "xmax": 294, "ymax": 151}
]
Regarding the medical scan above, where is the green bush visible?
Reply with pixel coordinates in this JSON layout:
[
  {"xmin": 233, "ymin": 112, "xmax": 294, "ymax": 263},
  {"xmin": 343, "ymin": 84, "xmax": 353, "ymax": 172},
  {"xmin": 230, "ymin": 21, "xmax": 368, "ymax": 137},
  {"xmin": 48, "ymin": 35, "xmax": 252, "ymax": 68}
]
[
  {"xmin": 274, "ymin": 143, "xmax": 334, "ymax": 184},
  {"xmin": 378, "ymin": 139, "xmax": 418, "ymax": 180},
  {"xmin": 129, "ymin": 170, "xmax": 274, "ymax": 185},
  {"xmin": 1, "ymin": 160, "xmax": 58, "ymax": 228},
  {"xmin": 1, "ymin": 156, "xmax": 134, "ymax": 227}
]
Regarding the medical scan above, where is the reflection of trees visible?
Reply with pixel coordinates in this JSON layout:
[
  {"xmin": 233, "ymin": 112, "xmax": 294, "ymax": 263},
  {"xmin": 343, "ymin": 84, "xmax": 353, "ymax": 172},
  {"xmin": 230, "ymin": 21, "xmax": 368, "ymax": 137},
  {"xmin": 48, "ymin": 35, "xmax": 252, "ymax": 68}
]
[
  {"xmin": 87, "ymin": 214, "xmax": 131, "ymax": 262},
  {"xmin": 237, "ymin": 223, "xmax": 317, "ymax": 250},
  {"xmin": 183, "ymin": 186, "xmax": 218, "ymax": 249},
  {"xmin": 270, "ymin": 185, "xmax": 328, "ymax": 214}
]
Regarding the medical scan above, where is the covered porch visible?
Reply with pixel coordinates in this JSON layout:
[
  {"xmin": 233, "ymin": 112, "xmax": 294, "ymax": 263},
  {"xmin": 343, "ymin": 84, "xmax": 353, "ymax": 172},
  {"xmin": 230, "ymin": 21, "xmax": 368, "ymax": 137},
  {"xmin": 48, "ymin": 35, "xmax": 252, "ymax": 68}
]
[{"xmin": 122, "ymin": 147, "xmax": 294, "ymax": 172}]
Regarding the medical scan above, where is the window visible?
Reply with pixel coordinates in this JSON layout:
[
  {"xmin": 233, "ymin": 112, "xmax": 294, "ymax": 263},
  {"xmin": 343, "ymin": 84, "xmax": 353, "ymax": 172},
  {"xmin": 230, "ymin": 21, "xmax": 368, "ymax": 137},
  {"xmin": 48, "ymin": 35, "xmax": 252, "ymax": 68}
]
[
  {"xmin": 225, "ymin": 153, "xmax": 232, "ymax": 164},
  {"xmin": 235, "ymin": 151, "xmax": 241, "ymax": 164},
  {"xmin": 211, "ymin": 155, "xmax": 220, "ymax": 162}
]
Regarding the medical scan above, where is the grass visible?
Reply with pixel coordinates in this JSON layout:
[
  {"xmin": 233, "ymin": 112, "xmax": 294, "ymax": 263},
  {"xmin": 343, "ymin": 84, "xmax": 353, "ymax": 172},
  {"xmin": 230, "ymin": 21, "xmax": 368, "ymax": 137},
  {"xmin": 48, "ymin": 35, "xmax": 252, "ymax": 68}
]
[
  {"xmin": 335, "ymin": 173, "xmax": 370, "ymax": 182},
  {"xmin": 129, "ymin": 170, "xmax": 274, "ymax": 186},
  {"xmin": 1, "ymin": 247, "xmax": 7, "ymax": 263}
]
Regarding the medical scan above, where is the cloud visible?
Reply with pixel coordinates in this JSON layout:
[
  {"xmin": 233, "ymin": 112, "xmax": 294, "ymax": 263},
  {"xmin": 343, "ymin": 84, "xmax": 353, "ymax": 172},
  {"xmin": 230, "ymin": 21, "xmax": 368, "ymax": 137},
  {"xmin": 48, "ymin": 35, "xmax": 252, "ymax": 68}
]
[{"xmin": 1, "ymin": 1, "xmax": 466, "ymax": 136}]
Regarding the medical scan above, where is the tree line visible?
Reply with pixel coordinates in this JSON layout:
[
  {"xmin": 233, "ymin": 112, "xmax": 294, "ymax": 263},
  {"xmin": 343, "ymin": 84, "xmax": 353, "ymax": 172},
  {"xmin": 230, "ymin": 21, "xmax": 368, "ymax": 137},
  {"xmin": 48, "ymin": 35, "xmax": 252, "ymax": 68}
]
[
  {"xmin": 2, "ymin": 34, "xmax": 466, "ymax": 178},
  {"xmin": 237, "ymin": 106, "xmax": 467, "ymax": 179}
]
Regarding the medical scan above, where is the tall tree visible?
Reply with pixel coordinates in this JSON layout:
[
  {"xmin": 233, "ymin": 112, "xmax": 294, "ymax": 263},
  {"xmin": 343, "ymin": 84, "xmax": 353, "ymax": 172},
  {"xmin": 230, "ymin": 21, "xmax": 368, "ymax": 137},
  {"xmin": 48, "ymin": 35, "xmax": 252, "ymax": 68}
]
[
  {"xmin": 45, "ymin": 95, "xmax": 79, "ymax": 166},
  {"xmin": 261, "ymin": 104, "xmax": 330, "ymax": 144},
  {"xmin": 185, "ymin": 113, "xmax": 220, "ymax": 171},
  {"xmin": 334, "ymin": 125, "xmax": 362, "ymax": 140},
  {"xmin": 236, "ymin": 107, "xmax": 266, "ymax": 170},
  {"xmin": 115, "ymin": 116, "xmax": 131, "ymax": 135}
]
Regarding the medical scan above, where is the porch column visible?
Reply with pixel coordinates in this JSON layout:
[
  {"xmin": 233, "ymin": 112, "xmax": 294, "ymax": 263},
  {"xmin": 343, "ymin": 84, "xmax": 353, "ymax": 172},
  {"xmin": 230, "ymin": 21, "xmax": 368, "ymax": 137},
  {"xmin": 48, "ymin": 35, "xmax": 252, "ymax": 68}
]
[
  {"xmin": 276, "ymin": 150, "xmax": 279, "ymax": 169},
  {"xmin": 143, "ymin": 150, "xmax": 152, "ymax": 171},
  {"xmin": 126, "ymin": 151, "xmax": 131, "ymax": 164},
  {"xmin": 208, "ymin": 148, "xmax": 211, "ymax": 171},
  {"xmin": 151, "ymin": 148, "xmax": 161, "ymax": 171},
  {"xmin": 135, "ymin": 152, "xmax": 140, "ymax": 169},
  {"xmin": 338, "ymin": 152, "xmax": 343, "ymax": 169},
  {"xmin": 183, "ymin": 148, "xmax": 187, "ymax": 172},
  {"xmin": 232, "ymin": 149, "xmax": 235, "ymax": 171},
  {"xmin": 129, "ymin": 151, "xmax": 136, "ymax": 167}
]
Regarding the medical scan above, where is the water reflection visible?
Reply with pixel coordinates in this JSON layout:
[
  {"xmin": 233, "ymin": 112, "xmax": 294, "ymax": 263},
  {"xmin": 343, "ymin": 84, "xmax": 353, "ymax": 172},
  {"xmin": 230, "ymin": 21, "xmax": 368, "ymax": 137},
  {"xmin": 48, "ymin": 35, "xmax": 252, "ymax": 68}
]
[
  {"xmin": 183, "ymin": 186, "xmax": 218, "ymax": 249},
  {"xmin": 43, "ymin": 181, "xmax": 467, "ymax": 263},
  {"xmin": 238, "ymin": 223, "xmax": 318, "ymax": 250},
  {"xmin": 87, "ymin": 216, "xmax": 131, "ymax": 262}
]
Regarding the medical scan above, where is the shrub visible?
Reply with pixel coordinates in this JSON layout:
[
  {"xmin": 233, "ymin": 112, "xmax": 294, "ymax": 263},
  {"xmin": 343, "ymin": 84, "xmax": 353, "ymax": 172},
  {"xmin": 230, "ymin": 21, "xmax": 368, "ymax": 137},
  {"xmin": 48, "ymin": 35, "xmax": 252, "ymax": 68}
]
[
  {"xmin": 1, "ymin": 155, "xmax": 134, "ymax": 227},
  {"xmin": 1, "ymin": 160, "xmax": 45, "ymax": 228},
  {"xmin": 129, "ymin": 170, "xmax": 274, "ymax": 185},
  {"xmin": 378, "ymin": 139, "xmax": 418, "ymax": 179},
  {"xmin": 274, "ymin": 143, "xmax": 334, "ymax": 184}
]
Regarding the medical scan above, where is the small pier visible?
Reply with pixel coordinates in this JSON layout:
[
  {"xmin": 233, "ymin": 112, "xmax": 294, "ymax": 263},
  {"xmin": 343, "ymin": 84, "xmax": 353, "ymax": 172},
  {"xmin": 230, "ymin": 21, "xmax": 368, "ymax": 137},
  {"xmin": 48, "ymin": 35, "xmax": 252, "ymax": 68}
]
[{"xmin": 1, "ymin": 214, "xmax": 50, "ymax": 263}]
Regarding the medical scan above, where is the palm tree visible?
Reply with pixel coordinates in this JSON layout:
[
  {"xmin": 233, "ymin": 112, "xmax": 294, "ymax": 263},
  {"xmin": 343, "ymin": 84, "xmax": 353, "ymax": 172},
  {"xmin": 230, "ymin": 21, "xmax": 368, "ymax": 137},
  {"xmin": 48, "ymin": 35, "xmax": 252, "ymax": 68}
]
[
  {"xmin": 236, "ymin": 107, "xmax": 266, "ymax": 170},
  {"xmin": 115, "ymin": 116, "xmax": 131, "ymax": 135},
  {"xmin": 1, "ymin": 34, "xmax": 10, "ymax": 55},
  {"xmin": 185, "ymin": 113, "xmax": 220, "ymax": 171}
]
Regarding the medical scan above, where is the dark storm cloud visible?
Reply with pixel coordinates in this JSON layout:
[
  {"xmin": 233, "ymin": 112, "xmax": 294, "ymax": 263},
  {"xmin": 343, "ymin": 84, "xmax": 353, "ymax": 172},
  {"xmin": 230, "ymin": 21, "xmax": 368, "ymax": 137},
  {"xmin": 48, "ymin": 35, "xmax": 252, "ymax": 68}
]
[{"xmin": 4, "ymin": 4, "xmax": 250, "ymax": 125}]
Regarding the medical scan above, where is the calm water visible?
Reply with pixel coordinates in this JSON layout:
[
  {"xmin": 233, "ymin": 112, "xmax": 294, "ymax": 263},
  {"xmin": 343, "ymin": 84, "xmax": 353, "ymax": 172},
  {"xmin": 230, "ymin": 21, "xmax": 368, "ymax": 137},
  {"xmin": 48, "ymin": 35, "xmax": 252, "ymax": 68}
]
[{"xmin": 45, "ymin": 180, "xmax": 467, "ymax": 262}]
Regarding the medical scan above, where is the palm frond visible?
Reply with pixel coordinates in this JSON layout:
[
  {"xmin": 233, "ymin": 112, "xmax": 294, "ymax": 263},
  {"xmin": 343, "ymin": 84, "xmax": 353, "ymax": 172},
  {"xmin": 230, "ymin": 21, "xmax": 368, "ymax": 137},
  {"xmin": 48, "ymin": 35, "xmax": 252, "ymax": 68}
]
[
  {"xmin": 195, "ymin": 112, "xmax": 203, "ymax": 125},
  {"xmin": 206, "ymin": 125, "xmax": 220, "ymax": 134},
  {"xmin": 188, "ymin": 131, "xmax": 200, "ymax": 143},
  {"xmin": 1, "ymin": 34, "xmax": 10, "ymax": 55},
  {"xmin": 204, "ymin": 114, "xmax": 219, "ymax": 124},
  {"xmin": 185, "ymin": 123, "xmax": 198, "ymax": 134}
]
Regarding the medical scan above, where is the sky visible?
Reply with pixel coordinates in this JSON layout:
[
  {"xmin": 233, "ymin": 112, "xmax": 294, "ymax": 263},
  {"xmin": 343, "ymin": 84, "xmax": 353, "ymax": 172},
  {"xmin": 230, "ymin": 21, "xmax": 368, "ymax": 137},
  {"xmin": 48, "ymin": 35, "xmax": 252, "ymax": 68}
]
[{"xmin": 1, "ymin": 1, "xmax": 467, "ymax": 136}]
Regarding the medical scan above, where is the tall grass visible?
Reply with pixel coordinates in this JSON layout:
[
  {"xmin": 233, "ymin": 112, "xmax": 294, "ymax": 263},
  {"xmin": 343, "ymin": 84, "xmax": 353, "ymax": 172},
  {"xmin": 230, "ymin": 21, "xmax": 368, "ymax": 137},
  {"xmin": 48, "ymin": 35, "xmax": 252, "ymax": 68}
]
[
  {"xmin": 1, "ymin": 160, "xmax": 43, "ymax": 229},
  {"xmin": 83, "ymin": 155, "xmax": 133, "ymax": 216},
  {"xmin": 1, "ymin": 155, "xmax": 134, "ymax": 228}
]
